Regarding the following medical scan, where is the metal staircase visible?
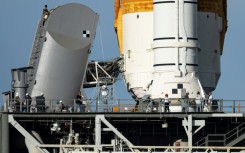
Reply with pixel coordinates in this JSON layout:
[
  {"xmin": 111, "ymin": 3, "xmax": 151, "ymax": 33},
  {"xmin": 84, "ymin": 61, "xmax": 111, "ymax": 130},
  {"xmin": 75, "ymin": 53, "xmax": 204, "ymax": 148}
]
[
  {"xmin": 27, "ymin": 16, "xmax": 47, "ymax": 93},
  {"xmin": 195, "ymin": 122, "xmax": 245, "ymax": 146}
]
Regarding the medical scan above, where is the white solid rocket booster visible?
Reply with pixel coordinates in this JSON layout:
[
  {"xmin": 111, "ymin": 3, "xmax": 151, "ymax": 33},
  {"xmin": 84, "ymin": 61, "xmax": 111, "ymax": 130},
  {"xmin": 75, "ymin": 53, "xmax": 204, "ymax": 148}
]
[
  {"xmin": 151, "ymin": 0, "xmax": 200, "ymax": 100},
  {"xmin": 114, "ymin": 0, "xmax": 227, "ymax": 111}
]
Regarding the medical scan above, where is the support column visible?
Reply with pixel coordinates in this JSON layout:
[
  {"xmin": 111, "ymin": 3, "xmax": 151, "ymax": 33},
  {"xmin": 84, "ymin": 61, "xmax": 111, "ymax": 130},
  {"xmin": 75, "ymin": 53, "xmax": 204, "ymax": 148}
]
[
  {"xmin": 1, "ymin": 113, "xmax": 9, "ymax": 153},
  {"xmin": 8, "ymin": 115, "xmax": 49, "ymax": 153},
  {"xmin": 95, "ymin": 115, "xmax": 135, "ymax": 152},
  {"xmin": 186, "ymin": 115, "xmax": 192, "ymax": 149},
  {"xmin": 95, "ymin": 115, "xmax": 102, "ymax": 151},
  {"xmin": 182, "ymin": 115, "xmax": 205, "ymax": 152},
  {"xmin": 0, "ymin": 113, "xmax": 1, "ymax": 153}
]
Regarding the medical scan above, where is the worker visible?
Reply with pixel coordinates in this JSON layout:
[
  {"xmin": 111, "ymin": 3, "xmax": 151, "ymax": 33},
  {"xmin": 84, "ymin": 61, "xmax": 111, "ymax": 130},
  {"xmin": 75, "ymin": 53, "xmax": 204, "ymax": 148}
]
[
  {"xmin": 75, "ymin": 92, "xmax": 83, "ymax": 112},
  {"xmin": 14, "ymin": 93, "xmax": 20, "ymax": 112},
  {"xmin": 24, "ymin": 93, "xmax": 32, "ymax": 112},
  {"xmin": 183, "ymin": 92, "xmax": 189, "ymax": 112},
  {"xmin": 81, "ymin": 95, "xmax": 86, "ymax": 112},
  {"xmin": 195, "ymin": 91, "xmax": 202, "ymax": 112},
  {"xmin": 43, "ymin": 5, "xmax": 48, "ymax": 14},
  {"xmin": 208, "ymin": 91, "xmax": 218, "ymax": 112},
  {"xmin": 77, "ymin": 91, "xmax": 82, "ymax": 100},
  {"xmin": 42, "ymin": 5, "xmax": 49, "ymax": 26},
  {"xmin": 59, "ymin": 100, "xmax": 65, "ymax": 112},
  {"xmin": 164, "ymin": 94, "xmax": 170, "ymax": 112},
  {"xmin": 55, "ymin": 100, "xmax": 60, "ymax": 112},
  {"xmin": 208, "ymin": 92, "xmax": 213, "ymax": 112},
  {"xmin": 159, "ymin": 92, "xmax": 165, "ymax": 112}
]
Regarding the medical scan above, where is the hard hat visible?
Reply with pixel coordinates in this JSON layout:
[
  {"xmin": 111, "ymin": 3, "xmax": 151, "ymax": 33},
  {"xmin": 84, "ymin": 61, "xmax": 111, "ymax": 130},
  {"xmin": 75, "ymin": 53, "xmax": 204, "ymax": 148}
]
[
  {"xmin": 41, "ymin": 93, "xmax": 44, "ymax": 96},
  {"xmin": 102, "ymin": 85, "xmax": 107, "ymax": 89},
  {"xmin": 26, "ymin": 93, "xmax": 29, "ymax": 96},
  {"xmin": 59, "ymin": 100, "xmax": 62, "ymax": 103},
  {"xmin": 15, "ymin": 93, "xmax": 19, "ymax": 96}
]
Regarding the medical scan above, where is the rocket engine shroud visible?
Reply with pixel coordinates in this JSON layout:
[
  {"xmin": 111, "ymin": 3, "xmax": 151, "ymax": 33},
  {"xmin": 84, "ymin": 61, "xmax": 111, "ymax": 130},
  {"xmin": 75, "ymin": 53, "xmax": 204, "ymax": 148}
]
[{"xmin": 30, "ymin": 3, "xmax": 98, "ymax": 105}]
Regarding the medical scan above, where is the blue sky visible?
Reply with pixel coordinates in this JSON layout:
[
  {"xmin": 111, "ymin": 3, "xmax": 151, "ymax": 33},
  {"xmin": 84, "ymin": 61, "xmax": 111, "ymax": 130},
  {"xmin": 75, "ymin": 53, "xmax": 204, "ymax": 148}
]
[{"xmin": 0, "ymin": 0, "xmax": 245, "ymax": 106}]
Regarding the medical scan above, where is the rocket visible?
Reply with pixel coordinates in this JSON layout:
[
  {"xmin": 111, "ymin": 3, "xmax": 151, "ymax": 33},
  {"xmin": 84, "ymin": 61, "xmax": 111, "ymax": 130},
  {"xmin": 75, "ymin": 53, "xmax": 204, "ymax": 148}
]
[{"xmin": 114, "ymin": 0, "xmax": 227, "ymax": 111}]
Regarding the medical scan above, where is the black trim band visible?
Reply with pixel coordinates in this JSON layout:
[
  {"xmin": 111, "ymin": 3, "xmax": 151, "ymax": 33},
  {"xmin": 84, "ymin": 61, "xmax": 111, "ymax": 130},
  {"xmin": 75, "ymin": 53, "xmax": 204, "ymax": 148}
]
[
  {"xmin": 185, "ymin": 1, "xmax": 198, "ymax": 4},
  {"xmin": 153, "ymin": 1, "xmax": 197, "ymax": 5},
  {"xmin": 154, "ymin": 37, "xmax": 175, "ymax": 40},
  {"xmin": 154, "ymin": 37, "xmax": 198, "ymax": 41},
  {"xmin": 154, "ymin": 63, "xmax": 175, "ymax": 66},
  {"xmin": 153, "ymin": 63, "xmax": 198, "ymax": 67},
  {"xmin": 153, "ymin": 1, "xmax": 175, "ymax": 4}
]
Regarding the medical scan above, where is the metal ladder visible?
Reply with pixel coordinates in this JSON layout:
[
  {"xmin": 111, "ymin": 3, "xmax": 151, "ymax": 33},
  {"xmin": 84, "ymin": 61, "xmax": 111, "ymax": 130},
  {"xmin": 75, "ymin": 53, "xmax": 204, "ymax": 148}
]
[
  {"xmin": 27, "ymin": 16, "xmax": 47, "ymax": 93},
  {"xmin": 195, "ymin": 121, "xmax": 245, "ymax": 146}
]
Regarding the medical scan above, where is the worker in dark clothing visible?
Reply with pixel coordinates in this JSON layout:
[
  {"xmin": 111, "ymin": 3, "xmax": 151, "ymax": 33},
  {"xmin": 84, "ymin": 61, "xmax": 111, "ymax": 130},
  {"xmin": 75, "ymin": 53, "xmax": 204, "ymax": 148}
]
[
  {"xmin": 59, "ymin": 100, "xmax": 65, "ymax": 112},
  {"xmin": 42, "ymin": 5, "xmax": 49, "ymax": 26},
  {"xmin": 77, "ymin": 91, "xmax": 82, "ymax": 100},
  {"xmin": 76, "ymin": 91, "xmax": 85, "ymax": 112},
  {"xmin": 24, "ymin": 93, "xmax": 32, "ymax": 112},
  {"xmin": 183, "ymin": 92, "xmax": 189, "ymax": 112},
  {"xmin": 43, "ymin": 5, "xmax": 48, "ymax": 14},
  {"xmin": 164, "ymin": 94, "xmax": 170, "ymax": 112}
]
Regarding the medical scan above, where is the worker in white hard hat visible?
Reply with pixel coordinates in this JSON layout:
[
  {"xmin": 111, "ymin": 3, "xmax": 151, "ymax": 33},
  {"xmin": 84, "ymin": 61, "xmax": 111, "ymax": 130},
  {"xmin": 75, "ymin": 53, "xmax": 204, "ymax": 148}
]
[
  {"xmin": 25, "ymin": 93, "xmax": 32, "ymax": 112},
  {"xmin": 14, "ymin": 92, "xmax": 20, "ymax": 112},
  {"xmin": 59, "ymin": 100, "xmax": 65, "ymax": 112}
]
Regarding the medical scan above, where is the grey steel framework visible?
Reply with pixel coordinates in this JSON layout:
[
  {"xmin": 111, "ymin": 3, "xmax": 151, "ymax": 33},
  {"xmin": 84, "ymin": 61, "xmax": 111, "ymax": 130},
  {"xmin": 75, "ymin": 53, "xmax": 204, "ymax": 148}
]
[{"xmin": 1, "ymin": 111, "xmax": 245, "ymax": 153}]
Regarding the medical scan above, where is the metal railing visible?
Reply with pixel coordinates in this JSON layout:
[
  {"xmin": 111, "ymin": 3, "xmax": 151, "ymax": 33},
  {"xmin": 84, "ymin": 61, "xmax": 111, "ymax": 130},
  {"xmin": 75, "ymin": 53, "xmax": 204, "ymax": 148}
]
[
  {"xmin": 35, "ymin": 144, "xmax": 245, "ymax": 153},
  {"xmin": 3, "ymin": 98, "xmax": 245, "ymax": 114},
  {"xmin": 195, "ymin": 121, "xmax": 245, "ymax": 146}
]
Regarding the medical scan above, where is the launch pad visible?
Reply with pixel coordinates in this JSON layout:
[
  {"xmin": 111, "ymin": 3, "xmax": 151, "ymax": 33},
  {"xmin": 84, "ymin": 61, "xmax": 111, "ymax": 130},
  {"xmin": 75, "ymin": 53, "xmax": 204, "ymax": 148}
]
[
  {"xmin": 1, "ymin": 111, "xmax": 245, "ymax": 153},
  {"xmin": 1, "ymin": 1, "xmax": 241, "ymax": 153}
]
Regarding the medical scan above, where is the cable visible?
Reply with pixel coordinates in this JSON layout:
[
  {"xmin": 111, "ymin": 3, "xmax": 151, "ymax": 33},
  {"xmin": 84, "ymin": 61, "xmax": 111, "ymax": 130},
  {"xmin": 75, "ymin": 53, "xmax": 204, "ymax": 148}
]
[{"xmin": 98, "ymin": 19, "xmax": 105, "ymax": 61}]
